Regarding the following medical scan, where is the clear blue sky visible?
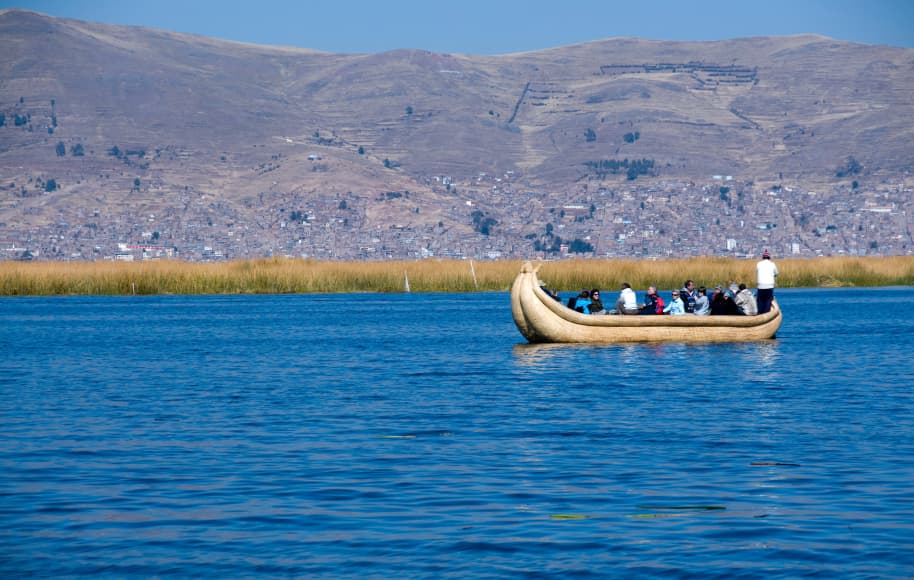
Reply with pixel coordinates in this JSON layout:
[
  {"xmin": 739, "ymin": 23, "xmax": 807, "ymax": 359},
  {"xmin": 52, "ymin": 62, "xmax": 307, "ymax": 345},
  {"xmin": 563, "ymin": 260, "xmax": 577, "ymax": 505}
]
[{"xmin": 5, "ymin": 0, "xmax": 913, "ymax": 53}]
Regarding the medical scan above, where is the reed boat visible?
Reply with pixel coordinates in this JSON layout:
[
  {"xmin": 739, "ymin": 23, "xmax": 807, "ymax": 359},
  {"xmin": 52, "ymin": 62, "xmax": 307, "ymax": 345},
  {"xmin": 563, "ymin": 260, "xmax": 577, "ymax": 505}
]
[{"xmin": 511, "ymin": 262, "xmax": 782, "ymax": 343}]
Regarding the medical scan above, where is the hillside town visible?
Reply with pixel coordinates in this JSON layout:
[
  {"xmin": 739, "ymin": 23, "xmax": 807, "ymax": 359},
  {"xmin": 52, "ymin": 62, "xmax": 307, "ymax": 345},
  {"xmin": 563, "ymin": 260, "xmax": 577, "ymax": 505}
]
[{"xmin": 1, "ymin": 169, "xmax": 911, "ymax": 262}]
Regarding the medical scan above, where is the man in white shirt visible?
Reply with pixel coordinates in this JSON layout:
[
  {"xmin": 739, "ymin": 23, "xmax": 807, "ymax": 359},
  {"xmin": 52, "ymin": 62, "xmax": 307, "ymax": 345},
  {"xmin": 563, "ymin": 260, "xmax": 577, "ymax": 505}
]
[
  {"xmin": 756, "ymin": 249, "xmax": 779, "ymax": 314},
  {"xmin": 615, "ymin": 282, "xmax": 640, "ymax": 314}
]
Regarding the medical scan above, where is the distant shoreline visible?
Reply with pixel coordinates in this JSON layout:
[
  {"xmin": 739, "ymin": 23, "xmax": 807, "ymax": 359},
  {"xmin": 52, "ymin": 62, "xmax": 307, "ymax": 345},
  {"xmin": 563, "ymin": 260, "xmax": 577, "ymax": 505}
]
[{"xmin": 1, "ymin": 256, "xmax": 912, "ymax": 296}]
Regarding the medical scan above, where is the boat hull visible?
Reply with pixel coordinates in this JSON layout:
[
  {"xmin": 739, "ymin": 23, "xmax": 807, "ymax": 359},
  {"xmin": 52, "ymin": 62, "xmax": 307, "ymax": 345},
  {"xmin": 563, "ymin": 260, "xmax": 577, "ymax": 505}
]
[{"xmin": 511, "ymin": 262, "xmax": 782, "ymax": 343}]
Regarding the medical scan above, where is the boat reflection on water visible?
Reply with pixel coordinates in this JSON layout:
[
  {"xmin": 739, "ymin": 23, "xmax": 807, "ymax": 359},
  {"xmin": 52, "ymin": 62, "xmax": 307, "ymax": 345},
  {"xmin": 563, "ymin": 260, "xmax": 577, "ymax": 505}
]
[
  {"xmin": 736, "ymin": 339, "xmax": 782, "ymax": 369},
  {"xmin": 511, "ymin": 339, "xmax": 783, "ymax": 369},
  {"xmin": 511, "ymin": 341, "xmax": 665, "ymax": 368}
]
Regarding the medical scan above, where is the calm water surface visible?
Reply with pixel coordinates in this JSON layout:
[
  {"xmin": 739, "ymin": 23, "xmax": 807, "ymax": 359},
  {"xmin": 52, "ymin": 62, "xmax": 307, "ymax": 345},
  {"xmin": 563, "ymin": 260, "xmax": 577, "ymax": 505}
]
[{"xmin": 2, "ymin": 288, "xmax": 913, "ymax": 577}]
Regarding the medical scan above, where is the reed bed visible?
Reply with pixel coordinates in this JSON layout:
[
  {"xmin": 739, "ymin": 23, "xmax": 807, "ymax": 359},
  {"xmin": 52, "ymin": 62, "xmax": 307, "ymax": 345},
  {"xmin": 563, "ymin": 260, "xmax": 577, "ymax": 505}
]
[{"xmin": 1, "ymin": 256, "xmax": 912, "ymax": 296}]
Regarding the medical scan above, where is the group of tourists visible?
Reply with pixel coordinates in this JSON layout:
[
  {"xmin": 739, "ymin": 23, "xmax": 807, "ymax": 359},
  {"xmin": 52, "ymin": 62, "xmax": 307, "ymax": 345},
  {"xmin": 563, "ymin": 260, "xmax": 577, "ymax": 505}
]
[{"xmin": 553, "ymin": 250, "xmax": 779, "ymax": 317}]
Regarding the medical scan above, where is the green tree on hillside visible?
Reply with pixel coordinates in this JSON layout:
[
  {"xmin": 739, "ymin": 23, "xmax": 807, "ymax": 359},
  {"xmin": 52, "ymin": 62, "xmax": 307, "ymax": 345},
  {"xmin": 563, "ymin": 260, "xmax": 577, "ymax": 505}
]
[
  {"xmin": 471, "ymin": 210, "xmax": 497, "ymax": 235},
  {"xmin": 55, "ymin": 141, "xmax": 66, "ymax": 157},
  {"xmin": 569, "ymin": 238, "xmax": 593, "ymax": 253},
  {"xmin": 836, "ymin": 156, "xmax": 862, "ymax": 178}
]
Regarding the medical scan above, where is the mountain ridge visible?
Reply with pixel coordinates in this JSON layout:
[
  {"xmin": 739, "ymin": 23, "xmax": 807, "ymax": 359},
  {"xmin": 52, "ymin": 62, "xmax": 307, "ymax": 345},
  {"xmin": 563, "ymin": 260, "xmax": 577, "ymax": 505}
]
[{"xmin": 1, "ymin": 10, "xmax": 912, "ymax": 260}]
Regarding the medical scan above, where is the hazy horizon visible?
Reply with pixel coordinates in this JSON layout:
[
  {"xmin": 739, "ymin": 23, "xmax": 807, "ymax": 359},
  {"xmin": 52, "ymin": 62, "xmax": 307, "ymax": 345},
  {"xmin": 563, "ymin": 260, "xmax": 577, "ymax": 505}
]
[{"xmin": 3, "ymin": 0, "xmax": 913, "ymax": 54}]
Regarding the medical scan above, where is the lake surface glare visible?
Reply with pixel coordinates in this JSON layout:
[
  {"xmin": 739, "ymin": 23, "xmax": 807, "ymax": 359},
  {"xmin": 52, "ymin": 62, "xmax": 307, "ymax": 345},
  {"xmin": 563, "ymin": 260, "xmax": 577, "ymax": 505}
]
[{"xmin": 2, "ymin": 288, "xmax": 913, "ymax": 577}]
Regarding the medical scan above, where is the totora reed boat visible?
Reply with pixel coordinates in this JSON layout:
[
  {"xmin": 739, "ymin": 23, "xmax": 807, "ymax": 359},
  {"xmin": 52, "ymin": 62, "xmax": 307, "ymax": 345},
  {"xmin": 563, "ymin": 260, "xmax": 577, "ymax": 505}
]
[{"xmin": 511, "ymin": 262, "xmax": 782, "ymax": 343}]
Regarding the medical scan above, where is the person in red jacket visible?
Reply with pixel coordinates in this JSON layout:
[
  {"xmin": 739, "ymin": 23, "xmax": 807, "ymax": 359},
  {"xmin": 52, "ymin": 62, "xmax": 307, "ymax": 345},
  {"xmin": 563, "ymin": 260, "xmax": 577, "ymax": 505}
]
[{"xmin": 638, "ymin": 285, "xmax": 665, "ymax": 314}]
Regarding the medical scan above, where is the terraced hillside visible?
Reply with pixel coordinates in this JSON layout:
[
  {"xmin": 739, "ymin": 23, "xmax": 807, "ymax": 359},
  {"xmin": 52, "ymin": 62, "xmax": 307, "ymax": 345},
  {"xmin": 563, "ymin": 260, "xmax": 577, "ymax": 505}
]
[{"xmin": 1, "ymin": 10, "xmax": 912, "ymax": 260}]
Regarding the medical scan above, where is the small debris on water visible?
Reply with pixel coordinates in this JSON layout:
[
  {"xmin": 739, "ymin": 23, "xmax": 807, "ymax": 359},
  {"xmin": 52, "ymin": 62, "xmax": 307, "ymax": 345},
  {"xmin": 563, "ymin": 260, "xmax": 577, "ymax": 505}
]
[
  {"xmin": 636, "ymin": 505, "xmax": 726, "ymax": 511},
  {"xmin": 629, "ymin": 505, "xmax": 726, "ymax": 519}
]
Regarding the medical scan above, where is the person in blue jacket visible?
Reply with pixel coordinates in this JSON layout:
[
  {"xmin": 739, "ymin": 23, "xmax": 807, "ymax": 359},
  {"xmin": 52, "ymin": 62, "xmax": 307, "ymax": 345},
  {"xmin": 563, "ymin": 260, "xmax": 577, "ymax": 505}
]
[
  {"xmin": 567, "ymin": 289, "xmax": 592, "ymax": 314},
  {"xmin": 663, "ymin": 290, "xmax": 686, "ymax": 315}
]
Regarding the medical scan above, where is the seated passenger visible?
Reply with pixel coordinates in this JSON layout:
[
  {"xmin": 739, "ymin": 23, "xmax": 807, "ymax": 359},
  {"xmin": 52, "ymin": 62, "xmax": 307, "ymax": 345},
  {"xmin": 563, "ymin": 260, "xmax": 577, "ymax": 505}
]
[
  {"xmin": 734, "ymin": 283, "xmax": 758, "ymax": 316},
  {"xmin": 662, "ymin": 290, "xmax": 686, "ymax": 315},
  {"xmin": 709, "ymin": 285, "xmax": 741, "ymax": 315},
  {"xmin": 614, "ymin": 282, "xmax": 640, "ymax": 315},
  {"xmin": 693, "ymin": 286, "xmax": 710, "ymax": 315},
  {"xmin": 680, "ymin": 279, "xmax": 697, "ymax": 313},
  {"xmin": 639, "ymin": 285, "xmax": 665, "ymax": 315},
  {"xmin": 541, "ymin": 285, "xmax": 561, "ymax": 302},
  {"xmin": 569, "ymin": 289, "xmax": 592, "ymax": 314},
  {"xmin": 589, "ymin": 289, "xmax": 606, "ymax": 314}
]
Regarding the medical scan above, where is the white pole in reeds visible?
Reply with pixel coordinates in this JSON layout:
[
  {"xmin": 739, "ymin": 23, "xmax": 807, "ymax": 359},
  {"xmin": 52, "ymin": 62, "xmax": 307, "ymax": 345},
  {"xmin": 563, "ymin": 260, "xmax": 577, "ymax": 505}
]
[
  {"xmin": 404, "ymin": 270, "xmax": 411, "ymax": 293},
  {"xmin": 470, "ymin": 260, "xmax": 478, "ymax": 289}
]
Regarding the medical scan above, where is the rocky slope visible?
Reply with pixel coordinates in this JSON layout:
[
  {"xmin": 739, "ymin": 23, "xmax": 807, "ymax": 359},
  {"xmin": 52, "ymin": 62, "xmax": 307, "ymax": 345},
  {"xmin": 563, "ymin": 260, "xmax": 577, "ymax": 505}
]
[{"xmin": 1, "ymin": 9, "xmax": 912, "ymax": 260}]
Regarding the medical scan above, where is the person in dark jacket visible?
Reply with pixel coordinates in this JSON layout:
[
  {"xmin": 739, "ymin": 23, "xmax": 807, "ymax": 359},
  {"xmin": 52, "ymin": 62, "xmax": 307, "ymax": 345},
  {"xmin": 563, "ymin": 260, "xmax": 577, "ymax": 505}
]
[
  {"xmin": 709, "ymin": 285, "xmax": 740, "ymax": 315},
  {"xmin": 638, "ymin": 285, "xmax": 665, "ymax": 314},
  {"xmin": 589, "ymin": 289, "xmax": 606, "ymax": 314},
  {"xmin": 680, "ymin": 279, "xmax": 697, "ymax": 313},
  {"xmin": 541, "ymin": 285, "xmax": 561, "ymax": 302}
]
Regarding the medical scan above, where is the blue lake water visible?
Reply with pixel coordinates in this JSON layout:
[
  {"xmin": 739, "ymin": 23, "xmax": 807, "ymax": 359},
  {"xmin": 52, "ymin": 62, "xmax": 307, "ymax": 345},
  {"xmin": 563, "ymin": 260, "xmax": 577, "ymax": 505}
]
[{"xmin": 2, "ymin": 287, "xmax": 913, "ymax": 578}]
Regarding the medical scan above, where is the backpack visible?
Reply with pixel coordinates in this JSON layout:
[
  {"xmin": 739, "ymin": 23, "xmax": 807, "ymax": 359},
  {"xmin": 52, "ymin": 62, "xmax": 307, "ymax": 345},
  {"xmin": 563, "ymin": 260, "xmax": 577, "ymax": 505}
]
[
  {"xmin": 654, "ymin": 296, "xmax": 665, "ymax": 314},
  {"xmin": 681, "ymin": 289, "xmax": 696, "ymax": 313}
]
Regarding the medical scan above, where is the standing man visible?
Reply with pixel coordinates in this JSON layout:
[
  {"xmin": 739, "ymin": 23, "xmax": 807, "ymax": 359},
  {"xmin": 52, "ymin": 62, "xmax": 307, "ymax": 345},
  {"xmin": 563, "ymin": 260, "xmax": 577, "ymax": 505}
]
[{"xmin": 756, "ymin": 249, "xmax": 779, "ymax": 314}]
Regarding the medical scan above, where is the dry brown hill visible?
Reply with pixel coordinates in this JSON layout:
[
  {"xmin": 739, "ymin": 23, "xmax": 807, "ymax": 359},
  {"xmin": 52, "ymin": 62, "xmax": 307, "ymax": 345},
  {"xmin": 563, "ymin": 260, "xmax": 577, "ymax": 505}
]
[{"xmin": 1, "ymin": 9, "xmax": 912, "ymax": 260}]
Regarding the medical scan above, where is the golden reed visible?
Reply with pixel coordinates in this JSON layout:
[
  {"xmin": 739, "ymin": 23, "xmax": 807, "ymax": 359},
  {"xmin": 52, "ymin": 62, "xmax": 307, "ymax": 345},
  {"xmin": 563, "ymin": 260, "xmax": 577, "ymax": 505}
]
[{"xmin": 1, "ymin": 256, "xmax": 912, "ymax": 295}]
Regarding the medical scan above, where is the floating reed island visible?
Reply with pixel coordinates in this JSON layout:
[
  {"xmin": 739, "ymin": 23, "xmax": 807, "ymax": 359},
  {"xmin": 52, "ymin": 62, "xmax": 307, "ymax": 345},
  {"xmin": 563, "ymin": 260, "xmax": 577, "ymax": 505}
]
[{"xmin": 1, "ymin": 256, "xmax": 913, "ymax": 296}]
